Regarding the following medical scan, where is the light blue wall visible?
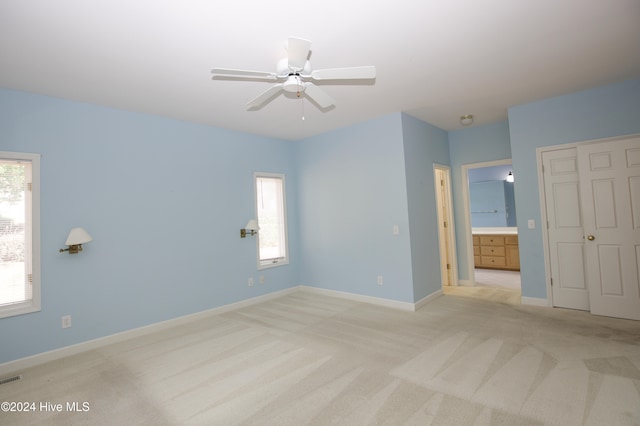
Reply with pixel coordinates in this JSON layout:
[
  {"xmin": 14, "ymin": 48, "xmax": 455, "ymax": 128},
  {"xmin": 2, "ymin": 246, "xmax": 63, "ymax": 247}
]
[
  {"xmin": 508, "ymin": 77, "xmax": 640, "ymax": 299},
  {"xmin": 448, "ymin": 121, "xmax": 512, "ymax": 281},
  {"xmin": 0, "ymin": 88, "xmax": 299, "ymax": 364},
  {"xmin": 295, "ymin": 113, "xmax": 415, "ymax": 303},
  {"xmin": 400, "ymin": 114, "xmax": 450, "ymax": 301}
]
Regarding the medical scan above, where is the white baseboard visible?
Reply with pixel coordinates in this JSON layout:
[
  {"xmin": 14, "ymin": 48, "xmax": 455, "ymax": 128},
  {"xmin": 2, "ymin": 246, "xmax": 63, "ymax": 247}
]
[
  {"xmin": 458, "ymin": 279, "xmax": 474, "ymax": 287},
  {"xmin": 298, "ymin": 285, "xmax": 418, "ymax": 311},
  {"xmin": 0, "ymin": 287, "xmax": 297, "ymax": 377},
  {"xmin": 414, "ymin": 290, "xmax": 443, "ymax": 310},
  {"xmin": 521, "ymin": 296, "xmax": 550, "ymax": 307}
]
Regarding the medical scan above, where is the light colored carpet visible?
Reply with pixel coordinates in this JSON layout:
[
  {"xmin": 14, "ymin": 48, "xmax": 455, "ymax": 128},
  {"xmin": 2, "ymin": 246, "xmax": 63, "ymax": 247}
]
[
  {"xmin": 443, "ymin": 285, "xmax": 521, "ymax": 305},
  {"xmin": 474, "ymin": 269, "xmax": 521, "ymax": 290},
  {"xmin": 1, "ymin": 290, "xmax": 639, "ymax": 425}
]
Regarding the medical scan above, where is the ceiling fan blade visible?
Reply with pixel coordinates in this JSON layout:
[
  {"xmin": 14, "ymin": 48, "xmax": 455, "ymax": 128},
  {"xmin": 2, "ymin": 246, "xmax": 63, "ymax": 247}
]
[
  {"xmin": 304, "ymin": 83, "xmax": 335, "ymax": 108},
  {"xmin": 287, "ymin": 37, "xmax": 311, "ymax": 71},
  {"xmin": 246, "ymin": 84, "xmax": 284, "ymax": 110},
  {"xmin": 211, "ymin": 68, "xmax": 277, "ymax": 80},
  {"xmin": 311, "ymin": 66, "xmax": 376, "ymax": 80}
]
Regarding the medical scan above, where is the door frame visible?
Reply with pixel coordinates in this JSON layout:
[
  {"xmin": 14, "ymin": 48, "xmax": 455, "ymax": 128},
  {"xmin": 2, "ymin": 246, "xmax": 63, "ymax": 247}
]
[
  {"xmin": 461, "ymin": 158, "xmax": 513, "ymax": 286},
  {"xmin": 537, "ymin": 133, "xmax": 640, "ymax": 309},
  {"xmin": 433, "ymin": 164, "xmax": 457, "ymax": 287}
]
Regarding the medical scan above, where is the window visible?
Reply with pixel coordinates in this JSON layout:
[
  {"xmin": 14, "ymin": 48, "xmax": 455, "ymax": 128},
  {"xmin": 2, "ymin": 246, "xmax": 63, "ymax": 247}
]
[
  {"xmin": 254, "ymin": 173, "xmax": 288, "ymax": 269},
  {"xmin": 0, "ymin": 152, "xmax": 40, "ymax": 319}
]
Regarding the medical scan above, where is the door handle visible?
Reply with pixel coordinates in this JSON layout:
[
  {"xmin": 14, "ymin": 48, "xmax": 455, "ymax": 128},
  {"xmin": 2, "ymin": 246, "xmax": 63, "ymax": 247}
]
[{"xmin": 587, "ymin": 235, "xmax": 595, "ymax": 241}]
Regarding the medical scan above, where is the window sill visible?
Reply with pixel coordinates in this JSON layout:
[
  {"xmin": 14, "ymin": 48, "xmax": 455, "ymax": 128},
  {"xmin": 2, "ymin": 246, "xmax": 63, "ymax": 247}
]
[
  {"xmin": 258, "ymin": 259, "xmax": 289, "ymax": 270},
  {"xmin": 0, "ymin": 301, "xmax": 41, "ymax": 319}
]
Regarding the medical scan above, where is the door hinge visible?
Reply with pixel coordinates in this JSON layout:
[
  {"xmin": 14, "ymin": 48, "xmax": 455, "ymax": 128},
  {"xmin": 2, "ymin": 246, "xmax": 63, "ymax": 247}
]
[
  {"xmin": 446, "ymin": 263, "xmax": 451, "ymax": 270},
  {"xmin": 440, "ymin": 179, "xmax": 444, "ymax": 186},
  {"xmin": 27, "ymin": 182, "xmax": 33, "ymax": 192},
  {"xmin": 443, "ymin": 221, "xmax": 448, "ymax": 228},
  {"xmin": 28, "ymin": 273, "xmax": 33, "ymax": 283},
  {"xmin": 550, "ymin": 277, "xmax": 553, "ymax": 286}
]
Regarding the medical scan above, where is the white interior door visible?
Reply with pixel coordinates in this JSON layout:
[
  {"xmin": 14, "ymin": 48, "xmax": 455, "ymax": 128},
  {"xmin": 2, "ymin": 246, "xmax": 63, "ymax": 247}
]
[
  {"xmin": 542, "ymin": 148, "xmax": 590, "ymax": 311},
  {"xmin": 578, "ymin": 136, "xmax": 640, "ymax": 320}
]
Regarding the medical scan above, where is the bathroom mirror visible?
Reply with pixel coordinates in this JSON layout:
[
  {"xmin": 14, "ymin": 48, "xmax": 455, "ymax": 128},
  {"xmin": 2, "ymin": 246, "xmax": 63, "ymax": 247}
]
[{"xmin": 468, "ymin": 164, "xmax": 517, "ymax": 230}]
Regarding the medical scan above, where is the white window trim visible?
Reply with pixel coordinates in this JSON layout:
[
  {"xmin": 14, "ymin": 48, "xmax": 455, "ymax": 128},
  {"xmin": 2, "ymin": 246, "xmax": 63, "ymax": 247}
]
[
  {"xmin": 254, "ymin": 172, "xmax": 289, "ymax": 270},
  {"xmin": 0, "ymin": 151, "xmax": 40, "ymax": 319}
]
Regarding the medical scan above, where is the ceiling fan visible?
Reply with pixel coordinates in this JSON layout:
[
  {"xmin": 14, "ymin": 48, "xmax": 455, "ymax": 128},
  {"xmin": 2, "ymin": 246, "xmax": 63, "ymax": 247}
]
[{"xmin": 211, "ymin": 37, "xmax": 376, "ymax": 110}]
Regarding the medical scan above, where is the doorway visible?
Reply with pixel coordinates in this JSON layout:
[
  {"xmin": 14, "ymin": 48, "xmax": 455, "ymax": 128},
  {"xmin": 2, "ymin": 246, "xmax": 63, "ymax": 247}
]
[
  {"xmin": 461, "ymin": 159, "xmax": 521, "ymax": 291},
  {"xmin": 434, "ymin": 165, "xmax": 457, "ymax": 287}
]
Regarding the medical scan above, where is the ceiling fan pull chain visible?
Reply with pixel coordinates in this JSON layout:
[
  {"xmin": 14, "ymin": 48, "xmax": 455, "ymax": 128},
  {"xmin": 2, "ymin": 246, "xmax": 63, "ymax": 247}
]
[{"xmin": 295, "ymin": 75, "xmax": 302, "ymax": 98}]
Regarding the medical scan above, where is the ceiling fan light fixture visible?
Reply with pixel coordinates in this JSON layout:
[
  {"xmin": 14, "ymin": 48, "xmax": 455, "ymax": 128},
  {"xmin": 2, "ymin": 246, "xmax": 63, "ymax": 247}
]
[
  {"xmin": 460, "ymin": 114, "xmax": 474, "ymax": 126},
  {"xmin": 283, "ymin": 75, "xmax": 304, "ymax": 93}
]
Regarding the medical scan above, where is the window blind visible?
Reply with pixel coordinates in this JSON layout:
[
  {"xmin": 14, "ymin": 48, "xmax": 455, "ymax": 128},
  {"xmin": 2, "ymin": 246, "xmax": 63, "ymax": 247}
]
[{"xmin": 0, "ymin": 159, "xmax": 32, "ymax": 307}]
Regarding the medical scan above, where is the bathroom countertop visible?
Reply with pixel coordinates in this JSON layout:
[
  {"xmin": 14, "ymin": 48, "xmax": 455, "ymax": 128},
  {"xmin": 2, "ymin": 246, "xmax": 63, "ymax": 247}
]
[{"xmin": 472, "ymin": 227, "xmax": 518, "ymax": 235}]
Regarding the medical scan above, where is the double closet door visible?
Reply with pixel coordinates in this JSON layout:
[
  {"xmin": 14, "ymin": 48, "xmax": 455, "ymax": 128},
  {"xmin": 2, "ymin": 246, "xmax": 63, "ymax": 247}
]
[{"xmin": 542, "ymin": 135, "xmax": 640, "ymax": 321}]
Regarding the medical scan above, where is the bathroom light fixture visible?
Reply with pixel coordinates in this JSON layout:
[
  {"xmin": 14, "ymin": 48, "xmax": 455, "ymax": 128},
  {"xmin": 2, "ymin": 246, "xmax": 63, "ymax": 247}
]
[
  {"xmin": 240, "ymin": 219, "xmax": 259, "ymax": 238},
  {"xmin": 59, "ymin": 227, "xmax": 93, "ymax": 254},
  {"xmin": 506, "ymin": 171, "xmax": 514, "ymax": 183},
  {"xmin": 460, "ymin": 114, "xmax": 474, "ymax": 127}
]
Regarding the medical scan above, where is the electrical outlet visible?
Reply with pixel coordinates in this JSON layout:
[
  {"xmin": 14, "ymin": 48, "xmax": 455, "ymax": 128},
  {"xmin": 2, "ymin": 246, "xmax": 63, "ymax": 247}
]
[
  {"xmin": 61, "ymin": 315, "xmax": 72, "ymax": 329},
  {"xmin": 248, "ymin": 277, "xmax": 254, "ymax": 287},
  {"xmin": 377, "ymin": 275, "xmax": 384, "ymax": 285},
  {"xmin": 259, "ymin": 275, "xmax": 265, "ymax": 284},
  {"xmin": 393, "ymin": 225, "xmax": 399, "ymax": 235}
]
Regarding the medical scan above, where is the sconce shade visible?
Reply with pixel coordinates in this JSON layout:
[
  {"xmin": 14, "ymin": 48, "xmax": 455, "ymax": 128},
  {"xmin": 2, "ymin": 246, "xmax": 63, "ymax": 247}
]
[
  {"xmin": 60, "ymin": 227, "xmax": 93, "ymax": 254},
  {"xmin": 506, "ymin": 171, "xmax": 515, "ymax": 183},
  {"xmin": 245, "ymin": 219, "xmax": 259, "ymax": 232},
  {"xmin": 66, "ymin": 227, "xmax": 93, "ymax": 245}
]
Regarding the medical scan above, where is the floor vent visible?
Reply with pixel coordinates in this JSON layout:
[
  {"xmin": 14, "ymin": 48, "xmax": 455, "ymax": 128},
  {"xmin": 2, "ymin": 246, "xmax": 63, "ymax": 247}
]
[{"xmin": 0, "ymin": 374, "xmax": 22, "ymax": 385}]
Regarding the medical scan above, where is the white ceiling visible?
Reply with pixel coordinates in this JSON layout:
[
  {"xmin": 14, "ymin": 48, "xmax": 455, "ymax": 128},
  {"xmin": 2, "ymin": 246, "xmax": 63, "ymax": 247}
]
[{"xmin": 1, "ymin": 0, "xmax": 639, "ymax": 141}]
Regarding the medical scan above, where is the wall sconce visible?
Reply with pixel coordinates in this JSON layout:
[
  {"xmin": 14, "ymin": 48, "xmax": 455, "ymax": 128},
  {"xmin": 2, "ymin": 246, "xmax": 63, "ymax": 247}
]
[
  {"xmin": 506, "ymin": 171, "xmax": 515, "ymax": 183},
  {"xmin": 460, "ymin": 114, "xmax": 474, "ymax": 127},
  {"xmin": 240, "ymin": 219, "xmax": 259, "ymax": 238},
  {"xmin": 59, "ymin": 227, "xmax": 93, "ymax": 254}
]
